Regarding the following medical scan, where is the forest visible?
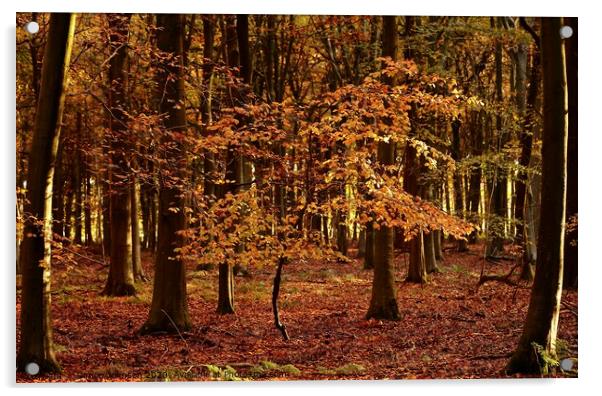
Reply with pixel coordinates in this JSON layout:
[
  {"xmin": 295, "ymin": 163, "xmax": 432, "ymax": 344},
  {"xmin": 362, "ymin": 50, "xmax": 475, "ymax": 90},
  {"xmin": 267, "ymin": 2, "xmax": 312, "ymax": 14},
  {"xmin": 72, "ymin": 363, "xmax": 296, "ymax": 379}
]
[{"xmin": 15, "ymin": 13, "xmax": 577, "ymax": 381}]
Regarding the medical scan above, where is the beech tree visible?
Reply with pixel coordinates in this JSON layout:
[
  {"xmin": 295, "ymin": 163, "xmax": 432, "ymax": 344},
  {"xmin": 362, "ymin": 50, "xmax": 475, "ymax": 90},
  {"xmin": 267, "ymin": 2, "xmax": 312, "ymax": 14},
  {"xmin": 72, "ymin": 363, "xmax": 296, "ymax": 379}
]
[
  {"xmin": 17, "ymin": 12, "xmax": 76, "ymax": 374},
  {"xmin": 140, "ymin": 14, "xmax": 192, "ymax": 333},
  {"xmin": 563, "ymin": 17, "xmax": 578, "ymax": 290},
  {"xmin": 365, "ymin": 15, "xmax": 401, "ymax": 321},
  {"xmin": 103, "ymin": 13, "xmax": 136, "ymax": 296},
  {"xmin": 507, "ymin": 17, "xmax": 568, "ymax": 375}
]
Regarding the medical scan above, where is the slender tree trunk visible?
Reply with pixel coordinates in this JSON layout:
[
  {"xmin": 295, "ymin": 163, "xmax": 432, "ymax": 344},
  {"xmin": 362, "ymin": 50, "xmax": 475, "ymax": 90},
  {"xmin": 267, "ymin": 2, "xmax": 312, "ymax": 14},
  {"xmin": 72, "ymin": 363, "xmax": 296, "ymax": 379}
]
[
  {"xmin": 215, "ymin": 15, "xmax": 241, "ymax": 315},
  {"xmin": 148, "ymin": 178, "xmax": 158, "ymax": 253},
  {"xmin": 202, "ymin": 15, "xmax": 216, "ymax": 199},
  {"xmin": 433, "ymin": 229, "xmax": 444, "ymax": 261},
  {"xmin": 451, "ymin": 118, "xmax": 468, "ymax": 252},
  {"xmin": 407, "ymin": 231, "xmax": 427, "ymax": 283},
  {"xmin": 401, "ymin": 16, "xmax": 428, "ymax": 284},
  {"xmin": 101, "ymin": 175, "xmax": 111, "ymax": 254},
  {"xmin": 516, "ymin": 40, "xmax": 540, "ymax": 281},
  {"xmin": 84, "ymin": 171, "xmax": 93, "ymax": 245},
  {"xmin": 507, "ymin": 17, "xmax": 568, "ymax": 375},
  {"xmin": 366, "ymin": 16, "xmax": 400, "ymax": 320},
  {"xmin": 336, "ymin": 213, "xmax": 348, "ymax": 256},
  {"xmin": 73, "ymin": 113, "xmax": 83, "ymax": 245},
  {"xmin": 563, "ymin": 17, "xmax": 578, "ymax": 290},
  {"xmin": 103, "ymin": 14, "xmax": 136, "ymax": 297},
  {"xmin": 468, "ymin": 112, "xmax": 483, "ymax": 244},
  {"xmin": 487, "ymin": 18, "xmax": 507, "ymax": 257},
  {"xmin": 64, "ymin": 188, "xmax": 73, "ymax": 241},
  {"xmin": 425, "ymin": 231, "xmax": 439, "ymax": 273},
  {"xmin": 141, "ymin": 14, "xmax": 192, "ymax": 333},
  {"xmin": 17, "ymin": 12, "xmax": 76, "ymax": 374},
  {"xmin": 404, "ymin": 140, "xmax": 428, "ymax": 284},
  {"xmin": 131, "ymin": 177, "xmax": 145, "ymax": 282},
  {"xmin": 363, "ymin": 221, "xmax": 375, "ymax": 269},
  {"xmin": 358, "ymin": 227, "xmax": 366, "ymax": 258},
  {"xmin": 140, "ymin": 184, "xmax": 150, "ymax": 249}
]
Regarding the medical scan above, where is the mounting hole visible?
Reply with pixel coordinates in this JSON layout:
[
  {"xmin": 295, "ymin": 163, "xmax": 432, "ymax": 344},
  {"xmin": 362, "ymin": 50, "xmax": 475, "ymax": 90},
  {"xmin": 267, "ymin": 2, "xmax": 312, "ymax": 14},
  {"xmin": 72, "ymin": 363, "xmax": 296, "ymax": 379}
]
[
  {"xmin": 24, "ymin": 21, "xmax": 39, "ymax": 35},
  {"xmin": 25, "ymin": 362, "xmax": 40, "ymax": 375},
  {"xmin": 560, "ymin": 358, "xmax": 574, "ymax": 371},
  {"xmin": 559, "ymin": 25, "xmax": 573, "ymax": 39}
]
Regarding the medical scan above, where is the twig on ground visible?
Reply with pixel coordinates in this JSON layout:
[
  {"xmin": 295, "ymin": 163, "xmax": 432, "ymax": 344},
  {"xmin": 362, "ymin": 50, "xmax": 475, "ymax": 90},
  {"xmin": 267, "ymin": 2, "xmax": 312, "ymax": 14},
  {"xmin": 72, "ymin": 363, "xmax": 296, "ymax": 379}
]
[
  {"xmin": 272, "ymin": 256, "xmax": 290, "ymax": 341},
  {"xmin": 161, "ymin": 309, "xmax": 190, "ymax": 351}
]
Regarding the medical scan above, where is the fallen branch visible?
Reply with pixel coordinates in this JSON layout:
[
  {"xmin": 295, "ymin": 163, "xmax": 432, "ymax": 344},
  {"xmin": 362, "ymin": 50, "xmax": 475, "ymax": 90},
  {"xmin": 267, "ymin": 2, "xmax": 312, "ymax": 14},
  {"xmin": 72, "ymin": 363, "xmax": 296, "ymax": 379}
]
[
  {"xmin": 476, "ymin": 262, "xmax": 529, "ymax": 290},
  {"xmin": 561, "ymin": 300, "xmax": 578, "ymax": 317},
  {"xmin": 486, "ymin": 255, "xmax": 515, "ymax": 263},
  {"xmin": 53, "ymin": 240, "xmax": 108, "ymax": 267}
]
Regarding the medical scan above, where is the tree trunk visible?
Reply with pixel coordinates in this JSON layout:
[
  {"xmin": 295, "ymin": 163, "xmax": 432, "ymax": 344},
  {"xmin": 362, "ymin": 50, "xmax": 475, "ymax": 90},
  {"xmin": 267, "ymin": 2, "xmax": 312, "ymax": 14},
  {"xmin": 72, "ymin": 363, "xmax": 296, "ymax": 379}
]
[
  {"xmin": 468, "ymin": 111, "xmax": 483, "ymax": 244},
  {"xmin": 17, "ymin": 12, "xmax": 76, "ymax": 374},
  {"xmin": 101, "ymin": 175, "xmax": 111, "ymax": 255},
  {"xmin": 404, "ymin": 141, "xmax": 428, "ymax": 284},
  {"xmin": 363, "ymin": 221, "xmax": 375, "ymax": 269},
  {"xmin": 433, "ymin": 229, "xmax": 444, "ymax": 261},
  {"xmin": 336, "ymin": 202, "xmax": 348, "ymax": 256},
  {"xmin": 358, "ymin": 227, "xmax": 366, "ymax": 259},
  {"xmin": 131, "ymin": 177, "xmax": 145, "ymax": 282},
  {"xmin": 84, "ymin": 171, "xmax": 93, "ymax": 244},
  {"xmin": 215, "ymin": 15, "xmax": 242, "ymax": 315},
  {"xmin": 451, "ymin": 119, "xmax": 468, "ymax": 252},
  {"xmin": 73, "ymin": 113, "xmax": 83, "ymax": 245},
  {"xmin": 202, "ymin": 15, "xmax": 216, "ymax": 199},
  {"xmin": 425, "ymin": 231, "xmax": 439, "ymax": 273},
  {"xmin": 507, "ymin": 17, "xmax": 568, "ymax": 375},
  {"xmin": 487, "ymin": 18, "xmax": 507, "ymax": 257},
  {"xmin": 103, "ymin": 14, "xmax": 136, "ymax": 297},
  {"xmin": 516, "ymin": 37, "xmax": 540, "ymax": 281},
  {"xmin": 64, "ymin": 188, "xmax": 73, "ymax": 241},
  {"xmin": 366, "ymin": 16, "xmax": 400, "ymax": 320},
  {"xmin": 563, "ymin": 17, "xmax": 578, "ymax": 290},
  {"xmin": 141, "ymin": 14, "xmax": 192, "ymax": 333},
  {"xmin": 51, "ymin": 146, "xmax": 64, "ymax": 239},
  {"xmin": 148, "ymin": 182, "xmax": 158, "ymax": 253}
]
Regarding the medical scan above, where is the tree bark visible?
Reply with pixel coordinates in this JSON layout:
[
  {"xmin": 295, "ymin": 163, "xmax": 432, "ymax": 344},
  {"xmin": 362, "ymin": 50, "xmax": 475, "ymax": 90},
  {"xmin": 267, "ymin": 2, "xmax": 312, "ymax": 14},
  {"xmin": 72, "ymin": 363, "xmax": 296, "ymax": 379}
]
[
  {"xmin": 433, "ymin": 229, "xmax": 444, "ymax": 260},
  {"xmin": 131, "ymin": 176, "xmax": 146, "ymax": 282},
  {"xmin": 407, "ymin": 231, "xmax": 427, "ymax": 283},
  {"xmin": 84, "ymin": 170, "xmax": 93, "ymax": 244},
  {"xmin": 467, "ymin": 112, "xmax": 483, "ymax": 244},
  {"xmin": 101, "ymin": 174, "xmax": 111, "ymax": 255},
  {"xmin": 515, "ymin": 36, "xmax": 540, "ymax": 281},
  {"xmin": 103, "ymin": 14, "xmax": 136, "ymax": 297},
  {"xmin": 425, "ymin": 231, "xmax": 439, "ymax": 273},
  {"xmin": 507, "ymin": 17, "xmax": 568, "ymax": 375},
  {"xmin": 451, "ymin": 118, "xmax": 468, "ymax": 252},
  {"xmin": 363, "ymin": 221, "xmax": 375, "ymax": 269},
  {"xmin": 487, "ymin": 18, "xmax": 507, "ymax": 257},
  {"xmin": 51, "ymin": 145, "xmax": 65, "ymax": 239},
  {"xmin": 202, "ymin": 15, "xmax": 216, "ymax": 199},
  {"xmin": 73, "ymin": 112, "xmax": 83, "ymax": 245},
  {"xmin": 563, "ymin": 17, "xmax": 578, "ymax": 290},
  {"xmin": 366, "ymin": 16, "xmax": 400, "ymax": 320},
  {"xmin": 17, "ymin": 12, "xmax": 76, "ymax": 374},
  {"xmin": 141, "ymin": 14, "xmax": 192, "ymax": 333}
]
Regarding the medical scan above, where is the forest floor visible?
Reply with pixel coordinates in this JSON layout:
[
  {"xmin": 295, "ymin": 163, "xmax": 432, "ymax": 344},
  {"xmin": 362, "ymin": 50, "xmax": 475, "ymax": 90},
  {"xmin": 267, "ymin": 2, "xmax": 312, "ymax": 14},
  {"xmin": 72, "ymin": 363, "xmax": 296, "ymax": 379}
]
[{"xmin": 16, "ymin": 241, "xmax": 578, "ymax": 382}]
